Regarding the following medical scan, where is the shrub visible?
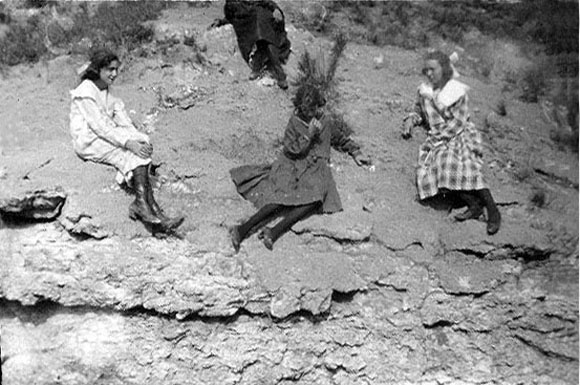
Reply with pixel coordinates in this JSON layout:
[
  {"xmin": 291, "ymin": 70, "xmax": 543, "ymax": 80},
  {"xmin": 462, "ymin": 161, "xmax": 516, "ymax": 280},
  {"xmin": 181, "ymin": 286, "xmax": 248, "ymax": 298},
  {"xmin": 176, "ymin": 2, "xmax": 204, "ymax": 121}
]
[
  {"xmin": 520, "ymin": 65, "xmax": 547, "ymax": 103},
  {"xmin": 292, "ymin": 32, "xmax": 354, "ymax": 141},
  {"xmin": 495, "ymin": 99, "xmax": 507, "ymax": 117},
  {"xmin": 0, "ymin": 14, "xmax": 46, "ymax": 66},
  {"xmin": 308, "ymin": 1, "xmax": 578, "ymax": 77},
  {"xmin": 529, "ymin": 186, "xmax": 548, "ymax": 208},
  {"xmin": 70, "ymin": 1, "xmax": 165, "ymax": 52},
  {"xmin": 0, "ymin": 1, "xmax": 167, "ymax": 67}
]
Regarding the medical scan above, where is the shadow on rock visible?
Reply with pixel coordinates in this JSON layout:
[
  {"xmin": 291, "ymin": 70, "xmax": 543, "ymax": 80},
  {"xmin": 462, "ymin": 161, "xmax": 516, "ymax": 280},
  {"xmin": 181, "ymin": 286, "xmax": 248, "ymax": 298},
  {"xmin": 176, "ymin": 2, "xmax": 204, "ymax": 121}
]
[
  {"xmin": 419, "ymin": 192, "xmax": 465, "ymax": 213},
  {"xmin": 0, "ymin": 187, "xmax": 66, "ymax": 228}
]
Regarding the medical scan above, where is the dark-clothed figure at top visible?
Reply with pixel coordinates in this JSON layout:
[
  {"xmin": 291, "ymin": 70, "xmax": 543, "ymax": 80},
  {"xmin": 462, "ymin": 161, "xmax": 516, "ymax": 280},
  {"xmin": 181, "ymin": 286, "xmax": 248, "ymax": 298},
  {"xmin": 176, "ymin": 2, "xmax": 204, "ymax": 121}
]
[
  {"xmin": 229, "ymin": 84, "xmax": 371, "ymax": 252},
  {"xmin": 212, "ymin": 0, "xmax": 291, "ymax": 89}
]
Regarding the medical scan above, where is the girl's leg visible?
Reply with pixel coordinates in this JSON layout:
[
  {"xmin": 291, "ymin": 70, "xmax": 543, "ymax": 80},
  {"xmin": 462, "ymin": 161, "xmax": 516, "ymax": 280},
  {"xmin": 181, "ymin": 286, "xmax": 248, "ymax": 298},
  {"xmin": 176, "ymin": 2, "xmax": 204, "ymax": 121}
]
[
  {"xmin": 129, "ymin": 165, "xmax": 161, "ymax": 224},
  {"xmin": 231, "ymin": 203, "xmax": 285, "ymax": 253},
  {"xmin": 261, "ymin": 202, "xmax": 321, "ymax": 250},
  {"xmin": 455, "ymin": 190, "xmax": 483, "ymax": 221},
  {"xmin": 249, "ymin": 42, "xmax": 268, "ymax": 79},
  {"xmin": 476, "ymin": 189, "xmax": 501, "ymax": 235},
  {"xmin": 265, "ymin": 43, "xmax": 288, "ymax": 89}
]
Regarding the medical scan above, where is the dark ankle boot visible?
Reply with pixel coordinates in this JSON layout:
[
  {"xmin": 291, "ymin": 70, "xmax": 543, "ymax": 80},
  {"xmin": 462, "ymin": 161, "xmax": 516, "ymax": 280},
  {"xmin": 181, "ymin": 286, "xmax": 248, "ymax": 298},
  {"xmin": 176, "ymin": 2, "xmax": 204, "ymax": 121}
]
[
  {"xmin": 261, "ymin": 227, "xmax": 274, "ymax": 250},
  {"xmin": 277, "ymin": 78, "xmax": 288, "ymax": 90},
  {"xmin": 230, "ymin": 225, "xmax": 242, "ymax": 253},
  {"xmin": 129, "ymin": 166, "xmax": 161, "ymax": 225},
  {"xmin": 477, "ymin": 188, "xmax": 501, "ymax": 235},
  {"xmin": 455, "ymin": 191, "xmax": 483, "ymax": 221},
  {"xmin": 249, "ymin": 70, "xmax": 261, "ymax": 80}
]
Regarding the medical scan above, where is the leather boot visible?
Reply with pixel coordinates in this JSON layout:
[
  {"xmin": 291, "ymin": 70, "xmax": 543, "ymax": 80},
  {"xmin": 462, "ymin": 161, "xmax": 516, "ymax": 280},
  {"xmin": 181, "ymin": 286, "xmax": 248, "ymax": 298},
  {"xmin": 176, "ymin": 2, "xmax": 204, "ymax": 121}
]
[
  {"xmin": 477, "ymin": 188, "xmax": 501, "ymax": 235},
  {"xmin": 248, "ymin": 70, "xmax": 261, "ymax": 80},
  {"xmin": 145, "ymin": 169, "xmax": 184, "ymax": 231},
  {"xmin": 230, "ymin": 225, "xmax": 242, "ymax": 254},
  {"xmin": 129, "ymin": 166, "xmax": 161, "ymax": 224},
  {"xmin": 261, "ymin": 227, "xmax": 275, "ymax": 250},
  {"xmin": 455, "ymin": 191, "xmax": 483, "ymax": 221}
]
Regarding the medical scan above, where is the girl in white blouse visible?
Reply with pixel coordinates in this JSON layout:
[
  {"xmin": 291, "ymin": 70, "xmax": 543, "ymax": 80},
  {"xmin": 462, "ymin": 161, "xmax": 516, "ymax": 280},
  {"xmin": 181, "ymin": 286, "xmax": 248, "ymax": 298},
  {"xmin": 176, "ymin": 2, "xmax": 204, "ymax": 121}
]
[{"xmin": 70, "ymin": 49, "xmax": 183, "ymax": 231}]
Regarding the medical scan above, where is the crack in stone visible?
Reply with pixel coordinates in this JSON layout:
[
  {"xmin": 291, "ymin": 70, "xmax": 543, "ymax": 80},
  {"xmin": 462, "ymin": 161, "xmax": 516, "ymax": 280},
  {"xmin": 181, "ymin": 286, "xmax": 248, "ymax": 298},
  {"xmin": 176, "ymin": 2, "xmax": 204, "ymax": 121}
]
[
  {"xmin": 372, "ymin": 281, "xmax": 408, "ymax": 292},
  {"xmin": 452, "ymin": 245, "xmax": 552, "ymax": 262},
  {"xmin": 514, "ymin": 334, "xmax": 578, "ymax": 362},
  {"xmin": 534, "ymin": 167, "xmax": 579, "ymax": 190},
  {"xmin": 423, "ymin": 319, "xmax": 455, "ymax": 329},
  {"xmin": 453, "ymin": 248, "xmax": 489, "ymax": 259},
  {"xmin": 294, "ymin": 230, "xmax": 371, "ymax": 245},
  {"xmin": 439, "ymin": 288, "xmax": 490, "ymax": 298},
  {"xmin": 371, "ymin": 236, "xmax": 424, "ymax": 253},
  {"xmin": 2, "ymin": 279, "xmax": 366, "ymax": 323}
]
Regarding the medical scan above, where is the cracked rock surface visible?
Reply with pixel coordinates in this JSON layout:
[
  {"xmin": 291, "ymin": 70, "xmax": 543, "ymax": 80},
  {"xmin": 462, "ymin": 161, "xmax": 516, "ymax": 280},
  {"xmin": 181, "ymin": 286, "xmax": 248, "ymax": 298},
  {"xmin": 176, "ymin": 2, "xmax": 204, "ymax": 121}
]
[{"xmin": 1, "ymin": 2, "xmax": 578, "ymax": 384}]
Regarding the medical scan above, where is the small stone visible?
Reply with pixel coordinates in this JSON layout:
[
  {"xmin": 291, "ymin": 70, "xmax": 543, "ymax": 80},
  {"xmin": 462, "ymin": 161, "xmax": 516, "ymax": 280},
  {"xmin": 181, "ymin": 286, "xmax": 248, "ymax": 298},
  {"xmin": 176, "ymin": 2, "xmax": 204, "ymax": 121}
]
[{"xmin": 0, "ymin": 187, "xmax": 66, "ymax": 220}]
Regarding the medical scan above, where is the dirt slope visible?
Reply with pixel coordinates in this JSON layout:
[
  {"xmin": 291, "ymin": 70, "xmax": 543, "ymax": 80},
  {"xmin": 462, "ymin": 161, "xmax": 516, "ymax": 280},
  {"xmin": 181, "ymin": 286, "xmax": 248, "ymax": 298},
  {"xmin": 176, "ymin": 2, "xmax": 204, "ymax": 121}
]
[{"xmin": 1, "ymin": 2, "xmax": 578, "ymax": 385}]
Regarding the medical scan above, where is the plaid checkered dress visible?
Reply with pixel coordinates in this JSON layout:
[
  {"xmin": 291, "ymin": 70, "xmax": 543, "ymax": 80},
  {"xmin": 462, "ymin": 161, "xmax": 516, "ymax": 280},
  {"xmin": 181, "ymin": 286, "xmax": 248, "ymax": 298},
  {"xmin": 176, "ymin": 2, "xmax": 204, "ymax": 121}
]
[{"xmin": 412, "ymin": 80, "xmax": 486, "ymax": 200}]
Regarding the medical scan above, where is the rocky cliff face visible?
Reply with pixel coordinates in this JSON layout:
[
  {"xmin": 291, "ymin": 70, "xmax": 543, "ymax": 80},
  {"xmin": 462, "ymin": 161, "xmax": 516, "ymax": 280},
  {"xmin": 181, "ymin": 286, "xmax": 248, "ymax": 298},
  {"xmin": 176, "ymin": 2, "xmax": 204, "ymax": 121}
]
[{"xmin": 1, "ymin": 3, "xmax": 577, "ymax": 385}]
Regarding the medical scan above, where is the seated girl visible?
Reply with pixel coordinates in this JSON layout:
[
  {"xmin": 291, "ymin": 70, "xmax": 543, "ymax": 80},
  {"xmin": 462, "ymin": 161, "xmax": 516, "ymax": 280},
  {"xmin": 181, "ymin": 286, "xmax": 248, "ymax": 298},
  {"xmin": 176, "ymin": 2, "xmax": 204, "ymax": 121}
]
[
  {"xmin": 229, "ymin": 83, "xmax": 371, "ymax": 252},
  {"xmin": 401, "ymin": 50, "xmax": 501, "ymax": 235},
  {"xmin": 69, "ymin": 49, "xmax": 184, "ymax": 232}
]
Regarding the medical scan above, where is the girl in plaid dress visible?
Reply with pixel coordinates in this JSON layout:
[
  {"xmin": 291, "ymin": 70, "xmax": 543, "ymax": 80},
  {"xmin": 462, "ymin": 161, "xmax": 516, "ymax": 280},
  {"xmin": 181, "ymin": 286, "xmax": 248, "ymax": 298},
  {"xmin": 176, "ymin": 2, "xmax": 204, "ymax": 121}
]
[{"xmin": 402, "ymin": 51, "xmax": 501, "ymax": 235}]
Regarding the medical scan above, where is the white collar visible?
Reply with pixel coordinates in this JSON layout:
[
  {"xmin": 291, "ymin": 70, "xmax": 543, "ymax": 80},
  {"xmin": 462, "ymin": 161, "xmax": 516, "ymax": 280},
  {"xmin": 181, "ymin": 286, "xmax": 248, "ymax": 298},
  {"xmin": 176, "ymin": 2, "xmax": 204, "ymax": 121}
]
[{"xmin": 436, "ymin": 79, "xmax": 469, "ymax": 107}]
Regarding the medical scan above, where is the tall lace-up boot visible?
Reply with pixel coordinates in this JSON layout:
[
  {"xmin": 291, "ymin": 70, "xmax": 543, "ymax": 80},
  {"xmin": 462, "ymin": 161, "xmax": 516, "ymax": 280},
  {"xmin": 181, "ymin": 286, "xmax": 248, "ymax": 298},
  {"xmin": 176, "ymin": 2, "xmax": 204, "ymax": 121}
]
[
  {"xmin": 128, "ymin": 165, "xmax": 161, "ymax": 225},
  {"xmin": 477, "ymin": 188, "xmax": 501, "ymax": 235}
]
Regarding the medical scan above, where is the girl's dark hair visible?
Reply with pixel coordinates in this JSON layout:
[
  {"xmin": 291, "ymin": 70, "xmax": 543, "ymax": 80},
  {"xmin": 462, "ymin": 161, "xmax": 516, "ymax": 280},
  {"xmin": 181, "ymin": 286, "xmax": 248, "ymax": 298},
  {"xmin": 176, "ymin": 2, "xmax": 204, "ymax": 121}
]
[
  {"xmin": 292, "ymin": 83, "xmax": 326, "ymax": 121},
  {"xmin": 81, "ymin": 49, "xmax": 119, "ymax": 81},
  {"xmin": 423, "ymin": 50, "xmax": 453, "ymax": 88}
]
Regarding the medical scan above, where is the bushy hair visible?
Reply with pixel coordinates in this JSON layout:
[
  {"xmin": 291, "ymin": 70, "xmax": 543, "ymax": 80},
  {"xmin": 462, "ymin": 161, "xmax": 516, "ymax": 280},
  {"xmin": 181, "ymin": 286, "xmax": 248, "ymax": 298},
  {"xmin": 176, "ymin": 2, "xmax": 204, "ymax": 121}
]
[
  {"xmin": 291, "ymin": 32, "xmax": 353, "ymax": 140},
  {"xmin": 81, "ymin": 49, "xmax": 119, "ymax": 81},
  {"xmin": 292, "ymin": 83, "xmax": 326, "ymax": 120}
]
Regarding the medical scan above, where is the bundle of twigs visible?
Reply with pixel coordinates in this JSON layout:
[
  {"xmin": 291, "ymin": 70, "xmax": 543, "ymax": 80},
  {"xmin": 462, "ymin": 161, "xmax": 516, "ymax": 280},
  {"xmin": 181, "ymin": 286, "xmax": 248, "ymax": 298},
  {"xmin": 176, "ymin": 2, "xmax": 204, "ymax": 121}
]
[
  {"xmin": 291, "ymin": 32, "xmax": 353, "ymax": 139},
  {"xmin": 293, "ymin": 32, "xmax": 347, "ymax": 93}
]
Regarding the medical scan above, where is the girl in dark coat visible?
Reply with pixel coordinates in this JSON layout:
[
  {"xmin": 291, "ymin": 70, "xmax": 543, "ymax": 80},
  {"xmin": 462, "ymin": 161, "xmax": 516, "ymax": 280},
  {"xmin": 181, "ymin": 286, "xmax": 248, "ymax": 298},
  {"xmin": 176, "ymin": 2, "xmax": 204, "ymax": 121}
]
[{"xmin": 229, "ymin": 84, "xmax": 371, "ymax": 252}]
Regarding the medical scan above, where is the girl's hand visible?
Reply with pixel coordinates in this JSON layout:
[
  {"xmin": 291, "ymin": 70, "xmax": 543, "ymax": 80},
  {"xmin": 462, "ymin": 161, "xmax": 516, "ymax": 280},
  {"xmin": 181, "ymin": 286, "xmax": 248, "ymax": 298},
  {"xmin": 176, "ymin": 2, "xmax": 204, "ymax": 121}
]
[
  {"xmin": 401, "ymin": 118, "xmax": 414, "ymax": 139},
  {"xmin": 272, "ymin": 9, "xmax": 283, "ymax": 22},
  {"xmin": 308, "ymin": 118, "xmax": 322, "ymax": 137},
  {"xmin": 126, "ymin": 140, "xmax": 153, "ymax": 159},
  {"xmin": 354, "ymin": 153, "xmax": 372, "ymax": 167},
  {"xmin": 419, "ymin": 83, "xmax": 434, "ymax": 99}
]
